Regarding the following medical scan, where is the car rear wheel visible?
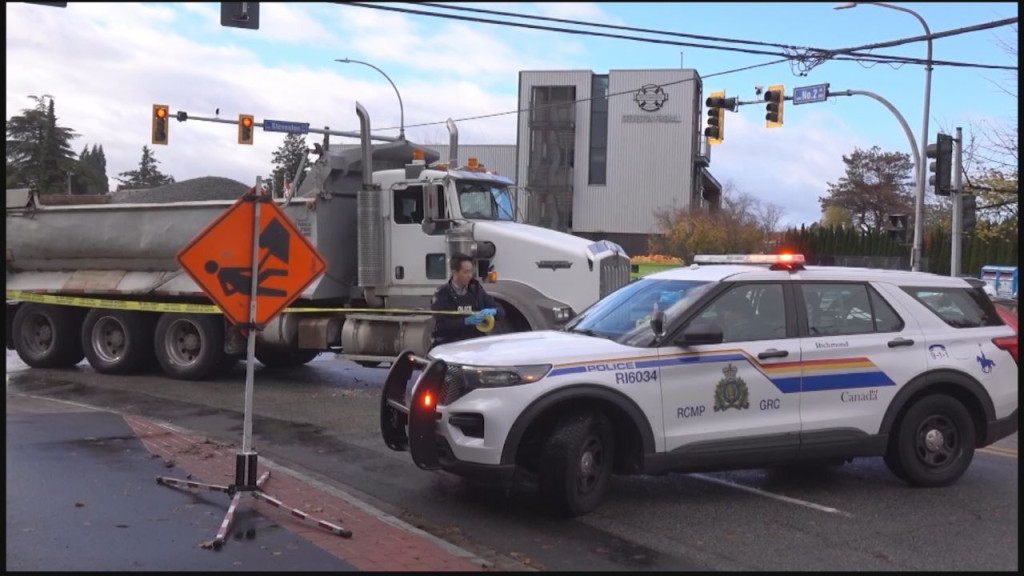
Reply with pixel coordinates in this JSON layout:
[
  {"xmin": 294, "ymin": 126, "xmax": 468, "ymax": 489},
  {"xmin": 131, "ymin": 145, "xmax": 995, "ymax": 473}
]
[
  {"xmin": 890, "ymin": 394, "xmax": 975, "ymax": 487},
  {"xmin": 538, "ymin": 411, "xmax": 614, "ymax": 516}
]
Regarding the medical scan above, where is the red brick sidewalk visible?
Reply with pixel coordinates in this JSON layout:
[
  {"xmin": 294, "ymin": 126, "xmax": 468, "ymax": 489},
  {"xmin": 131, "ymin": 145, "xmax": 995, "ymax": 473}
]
[{"xmin": 125, "ymin": 416, "xmax": 489, "ymax": 572}]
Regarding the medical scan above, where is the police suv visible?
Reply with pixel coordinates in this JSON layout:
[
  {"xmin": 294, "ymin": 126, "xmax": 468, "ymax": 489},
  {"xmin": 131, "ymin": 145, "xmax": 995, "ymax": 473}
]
[{"xmin": 380, "ymin": 254, "xmax": 1018, "ymax": 516}]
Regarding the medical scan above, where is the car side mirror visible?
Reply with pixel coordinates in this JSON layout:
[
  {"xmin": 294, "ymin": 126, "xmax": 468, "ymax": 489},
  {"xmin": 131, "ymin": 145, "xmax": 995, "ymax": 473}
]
[{"xmin": 675, "ymin": 321, "xmax": 724, "ymax": 347}]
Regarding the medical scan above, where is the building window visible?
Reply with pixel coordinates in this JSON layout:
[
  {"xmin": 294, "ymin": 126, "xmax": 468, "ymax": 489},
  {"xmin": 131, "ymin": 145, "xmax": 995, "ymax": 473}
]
[{"xmin": 589, "ymin": 75, "xmax": 608, "ymax": 185}]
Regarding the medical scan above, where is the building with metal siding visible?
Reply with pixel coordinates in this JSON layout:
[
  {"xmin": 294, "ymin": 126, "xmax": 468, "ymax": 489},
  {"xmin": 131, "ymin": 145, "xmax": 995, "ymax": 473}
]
[{"xmin": 517, "ymin": 68, "xmax": 720, "ymax": 256}]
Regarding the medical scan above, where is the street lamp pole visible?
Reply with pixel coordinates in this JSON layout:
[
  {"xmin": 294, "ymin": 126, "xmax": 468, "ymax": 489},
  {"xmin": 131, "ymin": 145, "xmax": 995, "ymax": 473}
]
[
  {"xmin": 835, "ymin": 2, "xmax": 932, "ymax": 272},
  {"xmin": 336, "ymin": 58, "xmax": 405, "ymax": 141}
]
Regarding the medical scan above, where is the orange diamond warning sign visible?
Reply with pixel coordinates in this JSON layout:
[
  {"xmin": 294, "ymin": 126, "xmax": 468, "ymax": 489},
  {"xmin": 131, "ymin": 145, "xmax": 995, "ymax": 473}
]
[{"xmin": 176, "ymin": 193, "xmax": 326, "ymax": 328}]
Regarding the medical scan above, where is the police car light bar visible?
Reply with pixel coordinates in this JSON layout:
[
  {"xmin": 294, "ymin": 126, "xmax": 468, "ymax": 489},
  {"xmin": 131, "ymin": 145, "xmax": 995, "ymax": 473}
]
[{"xmin": 693, "ymin": 253, "xmax": 806, "ymax": 266}]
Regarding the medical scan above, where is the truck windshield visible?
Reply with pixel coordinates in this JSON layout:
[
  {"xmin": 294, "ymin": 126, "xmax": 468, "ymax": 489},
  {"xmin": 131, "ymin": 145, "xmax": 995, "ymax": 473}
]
[
  {"xmin": 456, "ymin": 181, "xmax": 516, "ymax": 221},
  {"xmin": 565, "ymin": 278, "xmax": 712, "ymax": 346}
]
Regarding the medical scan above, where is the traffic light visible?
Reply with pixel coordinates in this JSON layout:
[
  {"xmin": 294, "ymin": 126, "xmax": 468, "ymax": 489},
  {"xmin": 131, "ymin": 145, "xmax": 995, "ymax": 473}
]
[
  {"xmin": 238, "ymin": 114, "xmax": 254, "ymax": 145},
  {"xmin": 926, "ymin": 133, "xmax": 953, "ymax": 196},
  {"xmin": 887, "ymin": 214, "xmax": 909, "ymax": 243},
  {"xmin": 705, "ymin": 90, "xmax": 726, "ymax": 145},
  {"xmin": 152, "ymin": 104, "xmax": 169, "ymax": 145},
  {"xmin": 764, "ymin": 85, "xmax": 784, "ymax": 128},
  {"xmin": 960, "ymin": 194, "xmax": 977, "ymax": 234}
]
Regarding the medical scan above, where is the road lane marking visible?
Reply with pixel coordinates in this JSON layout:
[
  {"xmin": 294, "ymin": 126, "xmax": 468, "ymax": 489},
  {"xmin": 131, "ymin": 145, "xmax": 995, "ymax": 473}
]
[
  {"xmin": 978, "ymin": 446, "xmax": 1017, "ymax": 458},
  {"xmin": 692, "ymin": 473, "xmax": 853, "ymax": 517}
]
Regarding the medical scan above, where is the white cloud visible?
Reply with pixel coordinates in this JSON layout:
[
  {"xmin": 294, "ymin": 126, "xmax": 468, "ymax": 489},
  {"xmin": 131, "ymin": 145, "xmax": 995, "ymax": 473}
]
[{"xmin": 713, "ymin": 108, "xmax": 866, "ymax": 228}]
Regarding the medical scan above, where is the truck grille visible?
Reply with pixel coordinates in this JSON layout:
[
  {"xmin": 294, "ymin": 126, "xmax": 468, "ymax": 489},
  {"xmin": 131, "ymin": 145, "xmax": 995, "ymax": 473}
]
[
  {"xmin": 600, "ymin": 254, "xmax": 631, "ymax": 298},
  {"xmin": 441, "ymin": 365, "xmax": 467, "ymax": 405}
]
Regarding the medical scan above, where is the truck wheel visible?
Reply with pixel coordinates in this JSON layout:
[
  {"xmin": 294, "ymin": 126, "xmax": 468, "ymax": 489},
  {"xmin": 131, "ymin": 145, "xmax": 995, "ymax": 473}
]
[
  {"xmin": 154, "ymin": 314, "xmax": 225, "ymax": 380},
  {"xmin": 12, "ymin": 303, "xmax": 85, "ymax": 368},
  {"xmin": 889, "ymin": 394, "xmax": 975, "ymax": 487},
  {"xmin": 81, "ymin": 309, "xmax": 155, "ymax": 374},
  {"xmin": 538, "ymin": 411, "xmax": 614, "ymax": 516},
  {"xmin": 255, "ymin": 346, "xmax": 319, "ymax": 368}
]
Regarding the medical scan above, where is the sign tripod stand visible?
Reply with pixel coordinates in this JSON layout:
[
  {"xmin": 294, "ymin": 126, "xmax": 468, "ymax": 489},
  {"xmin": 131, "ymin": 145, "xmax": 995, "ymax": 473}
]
[{"xmin": 157, "ymin": 178, "xmax": 349, "ymax": 549}]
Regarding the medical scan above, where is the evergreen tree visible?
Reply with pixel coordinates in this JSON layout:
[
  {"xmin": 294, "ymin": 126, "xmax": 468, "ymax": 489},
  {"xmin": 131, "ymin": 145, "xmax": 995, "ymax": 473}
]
[
  {"xmin": 819, "ymin": 146, "xmax": 915, "ymax": 234},
  {"xmin": 116, "ymin": 145, "xmax": 174, "ymax": 190},
  {"xmin": 270, "ymin": 134, "xmax": 309, "ymax": 196},
  {"xmin": 6, "ymin": 95, "xmax": 79, "ymax": 194}
]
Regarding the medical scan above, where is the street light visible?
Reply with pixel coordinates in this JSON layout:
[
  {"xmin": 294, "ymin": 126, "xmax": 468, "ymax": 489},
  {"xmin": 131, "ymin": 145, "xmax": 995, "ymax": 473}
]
[
  {"xmin": 336, "ymin": 58, "xmax": 405, "ymax": 141},
  {"xmin": 835, "ymin": 2, "xmax": 932, "ymax": 272}
]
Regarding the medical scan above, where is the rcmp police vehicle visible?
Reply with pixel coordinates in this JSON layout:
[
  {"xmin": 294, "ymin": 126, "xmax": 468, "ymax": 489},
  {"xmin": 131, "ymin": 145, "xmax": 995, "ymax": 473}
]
[{"xmin": 380, "ymin": 254, "xmax": 1019, "ymax": 516}]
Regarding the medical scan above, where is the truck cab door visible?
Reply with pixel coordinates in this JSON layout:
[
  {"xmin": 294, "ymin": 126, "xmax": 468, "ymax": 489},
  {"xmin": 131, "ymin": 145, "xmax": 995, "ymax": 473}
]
[{"xmin": 387, "ymin": 184, "xmax": 448, "ymax": 288}]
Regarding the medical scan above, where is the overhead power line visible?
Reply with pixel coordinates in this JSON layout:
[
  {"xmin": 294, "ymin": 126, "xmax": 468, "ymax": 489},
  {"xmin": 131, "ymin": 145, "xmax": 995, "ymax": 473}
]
[{"xmin": 339, "ymin": 2, "xmax": 1017, "ymax": 72}]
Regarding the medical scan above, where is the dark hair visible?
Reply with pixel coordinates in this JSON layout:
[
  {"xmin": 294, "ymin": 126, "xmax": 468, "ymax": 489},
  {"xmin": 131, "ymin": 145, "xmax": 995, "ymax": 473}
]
[{"xmin": 449, "ymin": 252, "xmax": 473, "ymax": 272}]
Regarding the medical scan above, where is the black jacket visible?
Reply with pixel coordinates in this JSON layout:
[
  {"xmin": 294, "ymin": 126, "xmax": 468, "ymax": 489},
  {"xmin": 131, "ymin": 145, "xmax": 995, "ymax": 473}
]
[{"xmin": 430, "ymin": 278, "xmax": 503, "ymax": 347}]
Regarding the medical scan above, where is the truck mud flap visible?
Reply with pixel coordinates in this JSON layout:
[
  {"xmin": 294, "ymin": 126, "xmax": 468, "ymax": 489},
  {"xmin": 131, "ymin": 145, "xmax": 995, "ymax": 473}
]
[{"xmin": 379, "ymin": 349, "xmax": 444, "ymax": 470}]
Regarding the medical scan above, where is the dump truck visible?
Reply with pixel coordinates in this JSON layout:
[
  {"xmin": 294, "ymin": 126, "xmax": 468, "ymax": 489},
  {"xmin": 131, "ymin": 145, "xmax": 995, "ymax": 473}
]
[{"xmin": 6, "ymin": 104, "xmax": 631, "ymax": 380}]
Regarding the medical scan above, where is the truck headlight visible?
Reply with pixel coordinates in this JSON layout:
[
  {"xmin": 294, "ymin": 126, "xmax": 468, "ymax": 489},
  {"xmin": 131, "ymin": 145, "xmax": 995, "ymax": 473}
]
[
  {"xmin": 458, "ymin": 364, "xmax": 551, "ymax": 390},
  {"xmin": 552, "ymin": 306, "xmax": 574, "ymax": 322}
]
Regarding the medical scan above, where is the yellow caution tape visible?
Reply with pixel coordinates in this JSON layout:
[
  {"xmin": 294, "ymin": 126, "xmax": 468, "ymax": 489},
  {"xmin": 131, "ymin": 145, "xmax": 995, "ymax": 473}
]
[{"xmin": 5, "ymin": 290, "xmax": 492, "ymax": 319}]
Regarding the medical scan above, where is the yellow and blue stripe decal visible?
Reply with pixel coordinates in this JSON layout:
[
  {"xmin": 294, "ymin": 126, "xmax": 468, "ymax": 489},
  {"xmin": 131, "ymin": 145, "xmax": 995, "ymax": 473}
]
[{"xmin": 548, "ymin": 350, "xmax": 894, "ymax": 394}]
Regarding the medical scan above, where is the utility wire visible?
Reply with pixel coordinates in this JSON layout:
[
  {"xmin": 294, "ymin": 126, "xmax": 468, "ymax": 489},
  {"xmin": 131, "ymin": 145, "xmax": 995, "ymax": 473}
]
[
  {"xmin": 339, "ymin": 2, "xmax": 1016, "ymax": 71},
  {"xmin": 351, "ymin": 58, "xmax": 788, "ymax": 133}
]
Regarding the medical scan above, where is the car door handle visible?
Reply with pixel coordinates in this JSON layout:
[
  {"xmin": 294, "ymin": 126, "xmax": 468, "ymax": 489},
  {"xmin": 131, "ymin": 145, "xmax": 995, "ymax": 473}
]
[
  {"xmin": 888, "ymin": 338, "xmax": 915, "ymax": 348},
  {"xmin": 757, "ymin": 349, "xmax": 789, "ymax": 359}
]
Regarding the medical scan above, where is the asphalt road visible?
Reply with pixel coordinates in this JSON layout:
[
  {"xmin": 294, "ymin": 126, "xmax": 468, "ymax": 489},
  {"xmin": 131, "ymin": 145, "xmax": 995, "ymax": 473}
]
[{"xmin": 6, "ymin": 350, "xmax": 1019, "ymax": 571}]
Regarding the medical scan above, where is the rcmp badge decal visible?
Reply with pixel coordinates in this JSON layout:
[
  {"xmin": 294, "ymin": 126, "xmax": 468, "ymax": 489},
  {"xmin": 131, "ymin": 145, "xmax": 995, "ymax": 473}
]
[{"xmin": 714, "ymin": 363, "xmax": 750, "ymax": 411}]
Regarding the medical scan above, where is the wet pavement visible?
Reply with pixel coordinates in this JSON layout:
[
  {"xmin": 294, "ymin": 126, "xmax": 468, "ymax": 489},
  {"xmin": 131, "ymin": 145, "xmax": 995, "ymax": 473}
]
[{"xmin": 5, "ymin": 391, "xmax": 491, "ymax": 571}]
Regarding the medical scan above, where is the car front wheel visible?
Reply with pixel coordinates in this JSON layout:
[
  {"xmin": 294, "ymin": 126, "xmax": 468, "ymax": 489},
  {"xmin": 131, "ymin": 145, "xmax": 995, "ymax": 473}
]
[{"xmin": 538, "ymin": 411, "xmax": 614, "ymax": 516}]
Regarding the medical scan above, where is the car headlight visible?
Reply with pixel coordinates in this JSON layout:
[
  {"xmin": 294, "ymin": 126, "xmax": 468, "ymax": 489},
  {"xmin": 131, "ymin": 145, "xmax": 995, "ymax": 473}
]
[{"xmin": 458, "ymin": 364, "xmax": 552, "ymax": 390}]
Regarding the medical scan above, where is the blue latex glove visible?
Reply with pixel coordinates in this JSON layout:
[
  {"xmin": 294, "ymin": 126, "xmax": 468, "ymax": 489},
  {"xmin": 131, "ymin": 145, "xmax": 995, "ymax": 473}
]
[
  {"xmin": 480, "ymin": 307, "xmax": 497, "ymax": 317},
  {"xmin": 464, "ymin": 312, "xmax": 484, "ymax": 326}
]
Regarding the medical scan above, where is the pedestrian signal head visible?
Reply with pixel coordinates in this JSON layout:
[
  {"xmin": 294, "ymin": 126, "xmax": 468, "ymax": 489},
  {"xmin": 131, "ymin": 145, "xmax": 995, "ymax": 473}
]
[
  {"xmin": 152, "ymin": 104, "xmax": 169, "ymax": 145},
  {"xmin": 238, "ymin": 114, "xmax": 254, "ymax": 145}
]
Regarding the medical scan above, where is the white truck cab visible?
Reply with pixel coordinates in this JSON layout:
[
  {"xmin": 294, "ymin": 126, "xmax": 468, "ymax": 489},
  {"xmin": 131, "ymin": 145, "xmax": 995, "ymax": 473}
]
[{"xmin": 380, "ymin": 254, "xmax": 1019, "ymax": 516}]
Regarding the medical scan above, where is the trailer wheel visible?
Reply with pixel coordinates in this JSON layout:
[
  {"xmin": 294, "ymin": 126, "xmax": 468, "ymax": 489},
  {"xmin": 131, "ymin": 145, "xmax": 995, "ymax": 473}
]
[
  {"xmin": 154, "ymin": 314, "xmax": 225, "ymax": 380},
  {"xmin": 255, "ymin": 346, "xmax": 320, "ymax": 369},
  {"xmin": 12, "ymin": 303, "xmax": 85, "ymax": 368},
  {"xmin": 81, "ymin": 309, "xmax": 155, "ymax": 374}
]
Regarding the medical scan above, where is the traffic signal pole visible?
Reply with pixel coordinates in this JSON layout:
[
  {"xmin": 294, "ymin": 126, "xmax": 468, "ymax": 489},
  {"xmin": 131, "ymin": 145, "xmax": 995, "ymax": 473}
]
[
  {"xmin": 951, "ymin": 126, "xmax": 963, "ymax": 277},
  {"xmin": 171, "ymin": 110, "xmax": 402, "ymax": 143},
  {"xmin": 829, "ymin": 89, "xmax": 922, "ymax": 268}
]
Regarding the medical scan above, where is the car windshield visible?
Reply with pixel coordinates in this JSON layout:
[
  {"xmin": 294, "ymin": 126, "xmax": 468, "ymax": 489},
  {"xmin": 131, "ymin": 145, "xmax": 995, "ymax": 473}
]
[
  {"xmin": 564, "ymin": 278, "xmax": 712, "ymax": 346},
  {"xmin": 456, "ymin": 180, "xmax": 515, "ymax": 221}
]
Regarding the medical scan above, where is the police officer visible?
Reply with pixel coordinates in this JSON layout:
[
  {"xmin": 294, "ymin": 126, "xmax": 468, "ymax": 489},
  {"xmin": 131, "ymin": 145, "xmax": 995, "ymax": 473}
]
[{"xmin": 430, "ymin": 252, "xmax": 503, "ymax": 349}]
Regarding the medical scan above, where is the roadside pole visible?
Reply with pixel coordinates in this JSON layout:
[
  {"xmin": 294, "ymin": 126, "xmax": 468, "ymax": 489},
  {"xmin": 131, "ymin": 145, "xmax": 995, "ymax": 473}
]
[{"xmin": 950, "ymin": 126, "xmax": 964, "ymax": 277}]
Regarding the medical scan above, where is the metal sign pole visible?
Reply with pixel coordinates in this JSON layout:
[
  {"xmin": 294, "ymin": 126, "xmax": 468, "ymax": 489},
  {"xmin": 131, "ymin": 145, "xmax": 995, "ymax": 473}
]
[{"xmin": 157, "ymin": 178, "xmax": 351, "ymax": 549}]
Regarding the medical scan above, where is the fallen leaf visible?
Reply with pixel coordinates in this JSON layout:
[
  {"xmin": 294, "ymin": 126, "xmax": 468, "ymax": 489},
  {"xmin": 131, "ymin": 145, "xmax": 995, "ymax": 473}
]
[{"xmin": 74, "ymin": 502, "xmax": 85, "ymax": 508}]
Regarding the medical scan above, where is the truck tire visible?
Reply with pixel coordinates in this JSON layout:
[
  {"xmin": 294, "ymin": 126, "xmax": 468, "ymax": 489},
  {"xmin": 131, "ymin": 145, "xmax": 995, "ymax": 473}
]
[
  {"xmin": 81, "ymin": 309, "xmax": 155, "ymax": 375},
  {"xmin": 888, "ymin": 394, "xmax": 975, "ymax": 487},
  {"xmin": 255, "ymin": 346, "xmax": 319, "ymax": 369},
  {"xmin": 154, "ymin": 313, "xmax": 225, "ymax": 380},
  {"xmin": 12, "ymin": 303, "xmax": 85, "ymax": 368},
  {"xmin": 538, "ymin": 411, "xmax": 614, "ymax": 517}
]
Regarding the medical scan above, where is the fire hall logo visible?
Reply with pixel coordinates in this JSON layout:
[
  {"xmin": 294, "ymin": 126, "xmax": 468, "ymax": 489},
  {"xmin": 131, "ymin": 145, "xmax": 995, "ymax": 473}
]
[{"xmin": 633, "ymin": 84, "xmax": 668, "ymax": 112}]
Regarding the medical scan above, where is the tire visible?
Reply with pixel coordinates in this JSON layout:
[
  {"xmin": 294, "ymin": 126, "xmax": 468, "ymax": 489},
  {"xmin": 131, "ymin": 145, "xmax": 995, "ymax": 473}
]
[
  {"xmin": 538, "ymin": 411, "xmax": 614, "ymax": 517},
  {"xmin": 154, "ymin": 314, "xmax": 225, "ymax": 380},
  {"xmin": 12, "ymin": 304, "xmax": 85, "ymax": 368},
  {"xmin": 889, "ymin": 394, "xmax": 975, "ymax": 487},
  {"xmin": 81, "ymin": 309, "xmax": 155, "ymax": 374},
  {"xmin": 255, "ymin": 346, "xmax": 319, "ymax": 369}
]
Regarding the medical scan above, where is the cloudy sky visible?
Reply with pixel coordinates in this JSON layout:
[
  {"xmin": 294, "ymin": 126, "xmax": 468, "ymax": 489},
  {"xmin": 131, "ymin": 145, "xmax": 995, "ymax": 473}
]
[{"xmin": 6, "ymin": 2, "xmax": 1018, "ymax": 227}]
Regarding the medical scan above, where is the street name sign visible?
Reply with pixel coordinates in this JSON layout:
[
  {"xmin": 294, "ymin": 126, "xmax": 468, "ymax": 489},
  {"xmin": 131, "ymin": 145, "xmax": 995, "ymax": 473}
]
[{"xmin": 793, "ymin": 83, "xmax": 830, "ymax": 105}]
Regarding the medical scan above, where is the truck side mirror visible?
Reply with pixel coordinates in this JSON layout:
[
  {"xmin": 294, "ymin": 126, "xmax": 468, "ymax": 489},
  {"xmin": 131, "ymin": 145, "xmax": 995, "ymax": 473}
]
[{"xmin": 421, "ymin": 217, "xmax": 437, "ymax": 235}]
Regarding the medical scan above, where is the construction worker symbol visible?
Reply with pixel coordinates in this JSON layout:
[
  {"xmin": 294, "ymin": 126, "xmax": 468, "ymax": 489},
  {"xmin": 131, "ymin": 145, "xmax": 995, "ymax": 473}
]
[{"xmin": 204, "ymin": 217, "xmax": 291, "ymax": 298}]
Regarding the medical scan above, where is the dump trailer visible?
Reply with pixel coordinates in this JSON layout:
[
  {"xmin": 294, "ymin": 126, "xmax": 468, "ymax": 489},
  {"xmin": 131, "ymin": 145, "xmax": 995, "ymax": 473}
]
[{"xmin": 6, "ymin": 104, "xmax": 631, "ymax": 380}]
